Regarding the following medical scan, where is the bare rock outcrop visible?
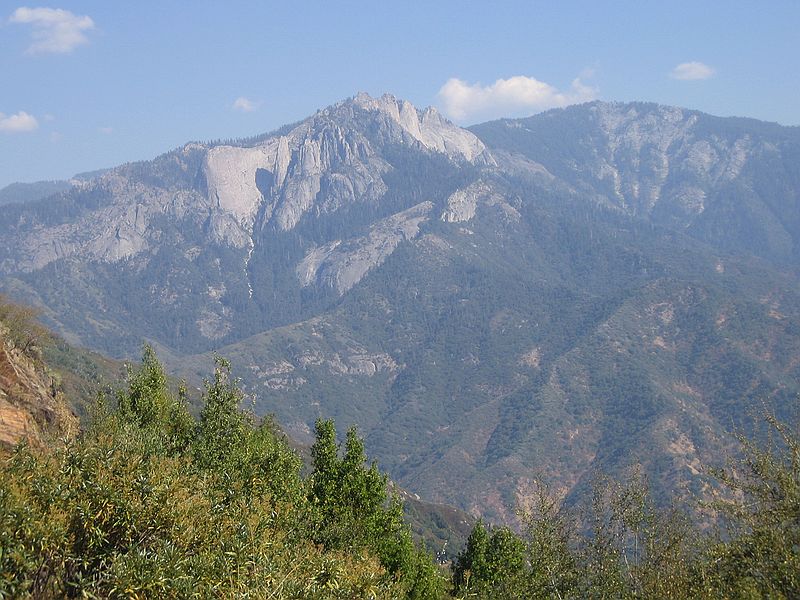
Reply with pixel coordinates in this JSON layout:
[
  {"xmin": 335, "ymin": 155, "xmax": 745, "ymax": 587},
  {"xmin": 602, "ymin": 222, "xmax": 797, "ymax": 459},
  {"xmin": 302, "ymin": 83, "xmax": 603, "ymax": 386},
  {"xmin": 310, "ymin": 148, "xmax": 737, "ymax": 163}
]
[
  {"xmin": 0, "ymin": 324, "xmax": 77, "ymax": 452},
  {"xmin": 297, "ymin": 201, "xmax": 433, "ymax": 294},
  {"xmin": 351, "ymin": 92, "xmax": 489, "ymax": 162},
  {"xmin": 589, "ymin": 102, "xmax": 756, "ymax": 219}
]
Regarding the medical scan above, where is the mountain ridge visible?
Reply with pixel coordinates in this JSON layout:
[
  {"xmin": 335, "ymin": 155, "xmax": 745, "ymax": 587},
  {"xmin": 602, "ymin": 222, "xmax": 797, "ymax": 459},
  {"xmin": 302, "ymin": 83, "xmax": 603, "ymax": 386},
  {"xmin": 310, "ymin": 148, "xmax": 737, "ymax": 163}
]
[{"xmin": 2, "ymin": 92, "xmax": 799, "ymax": 521}]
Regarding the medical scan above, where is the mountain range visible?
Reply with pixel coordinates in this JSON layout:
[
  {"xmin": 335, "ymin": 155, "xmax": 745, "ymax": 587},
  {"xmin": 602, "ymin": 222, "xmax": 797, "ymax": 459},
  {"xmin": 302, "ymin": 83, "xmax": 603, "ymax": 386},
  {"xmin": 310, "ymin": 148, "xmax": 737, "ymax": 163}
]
[{"xmin": 2, "ymin": 93, "xmax": 799, "ymax": 521}]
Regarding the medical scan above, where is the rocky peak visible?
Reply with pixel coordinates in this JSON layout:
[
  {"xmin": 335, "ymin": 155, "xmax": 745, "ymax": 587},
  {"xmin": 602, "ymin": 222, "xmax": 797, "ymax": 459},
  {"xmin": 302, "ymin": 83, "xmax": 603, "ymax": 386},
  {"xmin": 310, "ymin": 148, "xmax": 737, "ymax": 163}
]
[
  {"xmin": 339, "ymin": 92, "xmax": 489, "ymax": 162},
  {"xmin": 1, "ymin": 91, "xmax": 488, "ymax": 275},
  {"xmin": 203, "ymin": 92, "xmax": 489, "ymax": 235}
]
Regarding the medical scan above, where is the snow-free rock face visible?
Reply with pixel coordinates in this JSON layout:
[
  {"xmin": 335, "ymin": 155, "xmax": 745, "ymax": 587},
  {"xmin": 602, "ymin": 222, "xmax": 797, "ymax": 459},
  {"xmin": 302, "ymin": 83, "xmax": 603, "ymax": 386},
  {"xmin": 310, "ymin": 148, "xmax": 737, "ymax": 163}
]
[
  {"xmin": 441, "ymin": 180, "xmax": 506, "ymax": 223},
  {"xmin": 587, "ymin": 102, "xmax": 756, "ymax": 218},
  {"xmin": 202, "ymin": 92, "xmax": 488, "ymax": 236},
  {"xmin": 204, "ymin": 145, "xmax": 273, "ymax": 230},
  {"xmin": 350, "ymin": 92, "xmax": 489, "ymax": 162},
  {"xmin": 0, "ymin": 93, "xmax": 486, "ymax": 276},
  {"xmin": 259, "ymin": 120, "xmax": 388, "ymax": 232},
  {"xmin": 0, "ymin": 323, "xmax": 77, "ymax": 451},
  {"xmin": 297, "ymin": 201, "xmax": 433, "ymax": 294}
]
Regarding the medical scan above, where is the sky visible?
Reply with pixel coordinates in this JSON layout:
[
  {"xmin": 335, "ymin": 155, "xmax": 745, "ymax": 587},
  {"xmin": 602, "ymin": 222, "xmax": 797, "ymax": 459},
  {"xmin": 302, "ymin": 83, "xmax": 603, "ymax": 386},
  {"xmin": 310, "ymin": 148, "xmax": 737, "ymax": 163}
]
[{"xmin": 1, "ymin": 1, "xmax": 799, "ymax": 188}]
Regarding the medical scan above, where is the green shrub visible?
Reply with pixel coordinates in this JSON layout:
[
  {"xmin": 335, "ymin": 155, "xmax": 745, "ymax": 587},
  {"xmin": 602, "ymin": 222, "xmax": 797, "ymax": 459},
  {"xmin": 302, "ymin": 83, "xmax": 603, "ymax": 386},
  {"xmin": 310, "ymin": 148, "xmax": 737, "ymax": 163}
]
[
  {"xmin": 452, "ymin": 413, "xmax": 798, "ymax": 599},
  {"xmin": 0, "ymin": 348, "xmax": 444, "ymax": 598}
]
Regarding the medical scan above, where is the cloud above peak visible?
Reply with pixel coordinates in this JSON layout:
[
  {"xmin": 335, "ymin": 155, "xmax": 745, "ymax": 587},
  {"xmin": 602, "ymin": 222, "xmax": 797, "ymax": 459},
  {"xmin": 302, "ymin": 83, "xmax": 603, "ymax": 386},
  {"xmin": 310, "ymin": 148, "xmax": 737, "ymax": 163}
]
[
  {"xmin": 0, "ymin": 111, "xmax": 39, "ymax": 133},
  {"xmin": 437, "ymin": 75, "xmax": 597, "ymax": 122},
  {"xmin": 232, "ymin": 97, "xmax": 259, "ymax": 113},
  {"xmin": 9, "ymin": 7, "xmax": 95, "ymax": 55},
  {"xmin": 670, "ymin": 61, "xmax": 715, "ymax": 81}
]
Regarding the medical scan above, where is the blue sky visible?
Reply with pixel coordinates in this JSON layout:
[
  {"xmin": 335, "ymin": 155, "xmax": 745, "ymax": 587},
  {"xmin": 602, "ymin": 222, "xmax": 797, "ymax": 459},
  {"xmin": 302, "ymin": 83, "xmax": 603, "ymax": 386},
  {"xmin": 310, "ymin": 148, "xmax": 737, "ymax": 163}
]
[{"xmin": 1, "ymin": 1, "xmax": 798, "ymax": 188}]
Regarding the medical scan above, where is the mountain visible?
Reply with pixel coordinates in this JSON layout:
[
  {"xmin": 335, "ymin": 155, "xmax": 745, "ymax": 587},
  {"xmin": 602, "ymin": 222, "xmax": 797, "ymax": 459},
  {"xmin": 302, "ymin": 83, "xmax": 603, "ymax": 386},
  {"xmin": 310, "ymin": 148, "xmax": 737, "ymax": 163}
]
[
  {"xmin": 2, "ymin": 94, "xmax": 799, "ymax": 521},
  {"xmin": 0, "ymin": 180, "xmax": 73, "ymax": 206},
  {"xmin": 471, "ymin": 103, "xmax": 800, "ymax": 269},
  {"xmin": 0, "ymin": 171, "xmax": 113, "ymax": 208}
]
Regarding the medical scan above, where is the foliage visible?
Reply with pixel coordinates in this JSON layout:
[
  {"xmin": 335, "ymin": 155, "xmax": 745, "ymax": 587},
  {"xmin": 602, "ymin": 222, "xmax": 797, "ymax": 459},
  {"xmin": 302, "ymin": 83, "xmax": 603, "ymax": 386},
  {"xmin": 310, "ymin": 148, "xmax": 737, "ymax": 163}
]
[
  {"xmin": 452, "ymin": 520, "xmax": 528, "ymax": 599},
  {"xmin": 0, "ymin": 294, "xmax": 51, "ymax": 357},
  {"xmin": 518, "ymin": 480, "xmax": 579, "ymax": 598},
  {"xmin": 310, "ymin": 418, "xmax": 447, "ymax": 599},
  {"xmin": 452, "ymin": 414, "xmax": 799, "ymax": 599},
  {"xmin": 0, "ymin": 348, "xmax": 446, "ymax": 598},
  {"xmin": 698, "ymin": 413, "xmax": 800, "ymax": 597}
]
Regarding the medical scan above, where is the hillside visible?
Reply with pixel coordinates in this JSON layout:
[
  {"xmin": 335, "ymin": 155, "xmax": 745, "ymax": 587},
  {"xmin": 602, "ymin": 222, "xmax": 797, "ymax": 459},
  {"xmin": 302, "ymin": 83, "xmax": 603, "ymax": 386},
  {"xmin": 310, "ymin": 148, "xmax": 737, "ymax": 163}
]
[
  {"xmin": 0, "ymin": 297, "xmax": 472, "ymax": 565},
  {"xmin": 0, "ymin": 300, "xmax": 77, "ymax": 452},
  {"xmin": 2, "ymin": 94, "xmax": 799, "ymax": 520},
  {"xmin": 0, "ymin": 347, "xmax": 449, "ymax": 597},
  {"xmin": 3, "ymin": 343, "xmax": 798, "ymax": 597}
]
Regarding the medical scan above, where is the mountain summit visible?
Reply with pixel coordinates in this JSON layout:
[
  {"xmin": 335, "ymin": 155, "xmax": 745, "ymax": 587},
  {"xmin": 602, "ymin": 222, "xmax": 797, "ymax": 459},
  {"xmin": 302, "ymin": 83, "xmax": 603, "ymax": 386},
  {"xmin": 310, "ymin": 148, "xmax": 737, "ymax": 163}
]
[{"xmin": 2, "ymin": 94, "xmax": 799, "ymax": 520}]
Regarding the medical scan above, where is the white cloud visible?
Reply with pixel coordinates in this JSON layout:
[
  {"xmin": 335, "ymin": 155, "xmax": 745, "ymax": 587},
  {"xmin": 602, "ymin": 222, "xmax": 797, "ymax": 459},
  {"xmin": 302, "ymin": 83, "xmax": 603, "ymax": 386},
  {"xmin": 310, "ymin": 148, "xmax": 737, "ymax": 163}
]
[
  {"xmin": 9, "ymin": 7, "xmax": 95, "ymax": 55},
  {"xmin": 437, "ymin": 75, "xmax": 597, "ymax": 122},
  {"xmin": 232, "ymin": 97, "xmax": 259, "ymax": 112},
  {"xmin": 670, "ymin": 61, "xmax": 715, "ymax": 81},
  {"xmin": 0, "ymin": 111, "xmax": 39, "ymax": 133},
  {"xmin": 99, "ymin": 126, "xmax": 113, "ymax": 134}
]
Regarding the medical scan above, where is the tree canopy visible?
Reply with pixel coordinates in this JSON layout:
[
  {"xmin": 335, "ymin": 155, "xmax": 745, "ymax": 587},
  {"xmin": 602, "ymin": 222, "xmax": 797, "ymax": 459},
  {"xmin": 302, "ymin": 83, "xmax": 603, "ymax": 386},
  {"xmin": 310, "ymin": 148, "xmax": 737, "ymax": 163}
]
[{"xmin": 0, "ymin": 347, "xmax": 445, "ymax": 598}]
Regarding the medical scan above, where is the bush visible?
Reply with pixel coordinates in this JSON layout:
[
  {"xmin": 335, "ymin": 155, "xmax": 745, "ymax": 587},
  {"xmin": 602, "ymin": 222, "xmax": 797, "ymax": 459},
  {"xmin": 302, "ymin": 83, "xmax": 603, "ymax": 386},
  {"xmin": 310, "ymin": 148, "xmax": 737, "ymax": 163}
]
[
  {"xmin": 452, "ymin": 413, "xmax": 799, "ymax": 599},
  {"xmin": 0, "ymin": 294, "xmax": 51, "ymax": 357},
  {"xmin": 0, "ymin": 348, "xmax": 443, "ymax": 598}
]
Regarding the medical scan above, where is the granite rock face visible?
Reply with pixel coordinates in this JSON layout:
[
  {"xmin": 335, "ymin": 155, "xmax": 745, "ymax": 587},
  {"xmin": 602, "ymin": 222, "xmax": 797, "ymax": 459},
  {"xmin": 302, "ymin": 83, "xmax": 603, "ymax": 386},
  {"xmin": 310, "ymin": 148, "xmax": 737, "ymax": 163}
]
[
  {"xmin": 587, "ymin": 102, "xmax": 754, "ymax": 219},
  {"xmin": 1, "ymin": 93, "xmax": 487, "ymax": 276},
  {"xmin": 297, "ymin": 201, "xmax": 433, "ymax": 294},
  {"xmin": 350, "ymin": 92, "xmax": 489, "ymax": 162},
  {"xmin": 441, "ymin": 180, "xmax": 511, "ymax": 223}
]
